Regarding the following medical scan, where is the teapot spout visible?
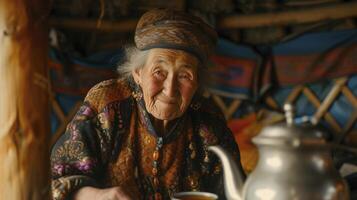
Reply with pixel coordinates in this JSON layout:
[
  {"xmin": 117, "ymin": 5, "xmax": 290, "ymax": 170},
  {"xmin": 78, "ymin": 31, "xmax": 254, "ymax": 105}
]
[{"xmin": 208, "ymin": 146, "xmax": 245, "ymax": 200}]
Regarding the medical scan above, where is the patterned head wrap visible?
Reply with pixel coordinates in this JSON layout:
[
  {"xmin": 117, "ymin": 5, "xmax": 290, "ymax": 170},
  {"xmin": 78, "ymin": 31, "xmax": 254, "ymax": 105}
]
[{"xmin": 135, "ymin": 9, "xmax": 218, "ymax": 62}]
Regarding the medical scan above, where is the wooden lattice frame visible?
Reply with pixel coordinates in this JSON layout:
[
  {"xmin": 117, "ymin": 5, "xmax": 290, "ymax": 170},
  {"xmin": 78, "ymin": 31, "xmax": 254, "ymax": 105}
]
[
  {"xmin": 208, "ymin": 76, "xmax": 357, "ymax": 142},
  {"xmin": 51, "ymin": 94, "xmax": 82, "ymax": 146},
  {"xmin": 210, "ymin": 94, "xmax": 242, "ymax": 120},
  {"xmin": 265, "ymin": 76, "xmax": 357, "ymax": 141}
]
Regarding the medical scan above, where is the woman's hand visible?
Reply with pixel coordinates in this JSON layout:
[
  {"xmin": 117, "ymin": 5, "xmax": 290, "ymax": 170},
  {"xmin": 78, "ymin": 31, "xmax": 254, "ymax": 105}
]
[{"xmin": 73, "ymin": 186, "xmax": 133, "ymax": 200}]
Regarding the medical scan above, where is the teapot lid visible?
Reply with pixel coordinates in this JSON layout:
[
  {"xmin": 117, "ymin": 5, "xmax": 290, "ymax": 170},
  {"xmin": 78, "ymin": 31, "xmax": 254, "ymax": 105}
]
[{"xmin": 252, "ymin": 104, "xmax": 327, "ymax": 147}]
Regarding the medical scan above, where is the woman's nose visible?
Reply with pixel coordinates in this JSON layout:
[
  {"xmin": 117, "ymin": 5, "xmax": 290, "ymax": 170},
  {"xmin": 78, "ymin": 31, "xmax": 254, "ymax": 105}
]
[{"xmin": 163, "ymin": 75, "xmax": 179, "ymax": 97}]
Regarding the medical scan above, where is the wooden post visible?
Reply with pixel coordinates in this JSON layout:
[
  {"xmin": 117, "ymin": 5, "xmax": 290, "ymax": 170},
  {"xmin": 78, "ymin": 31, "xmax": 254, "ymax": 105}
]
[{"xmin": 0, "ymin": 0, "xmax": 50, "ymax": 199}]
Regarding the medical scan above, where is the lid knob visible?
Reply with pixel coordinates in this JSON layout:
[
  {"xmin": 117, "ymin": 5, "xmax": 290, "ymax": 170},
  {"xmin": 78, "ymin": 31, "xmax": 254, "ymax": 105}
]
[{"xmin": 284, "ymin": 104, "xmax": 294, "ymax": 126}]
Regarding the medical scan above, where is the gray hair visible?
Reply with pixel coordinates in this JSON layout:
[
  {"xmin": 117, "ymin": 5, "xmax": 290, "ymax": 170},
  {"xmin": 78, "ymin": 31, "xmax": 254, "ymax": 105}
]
[
  {"xmin": 117, "ymin": 46, "xmax": 149, "ymax": 81},
  {"xmin": 117, "ymin": 45, "xmax": 211, "ymax": 89}
]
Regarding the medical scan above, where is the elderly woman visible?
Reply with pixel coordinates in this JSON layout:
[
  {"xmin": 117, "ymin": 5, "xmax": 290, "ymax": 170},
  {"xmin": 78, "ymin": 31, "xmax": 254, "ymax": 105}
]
[{"xmin": 51, "ymin": 9, "xmax": 243, "ymax": 200}]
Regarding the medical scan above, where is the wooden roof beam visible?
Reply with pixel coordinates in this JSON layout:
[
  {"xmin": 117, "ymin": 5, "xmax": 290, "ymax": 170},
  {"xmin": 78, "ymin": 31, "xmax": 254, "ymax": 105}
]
[
  {"xmin": 217, "ymin": 1, "xmax": 357, "ymax": 29},
  {"xmin": 49, "ymin": 2, "xmax": 357, "ymax": 32},
  {"xmin": 49, "ymin": 17, "xmax": 138, "ymax": 32}
]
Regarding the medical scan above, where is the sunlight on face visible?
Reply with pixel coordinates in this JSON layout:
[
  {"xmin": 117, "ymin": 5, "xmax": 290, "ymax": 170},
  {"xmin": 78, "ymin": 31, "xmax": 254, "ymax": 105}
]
[{"xmin": 132, "ymin": 48, "xmax": 199, "ymax": 121}]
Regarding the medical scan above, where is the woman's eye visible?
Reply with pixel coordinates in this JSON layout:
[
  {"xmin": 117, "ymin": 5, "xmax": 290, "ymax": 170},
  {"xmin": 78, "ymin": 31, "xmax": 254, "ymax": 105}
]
[
  {"xmin": 178, "ymin": 73, "xmax": 191, "ymax": 80},
  {"xmin": 153, "ymin": 70, "xmax": 165, "ymax": 79}
]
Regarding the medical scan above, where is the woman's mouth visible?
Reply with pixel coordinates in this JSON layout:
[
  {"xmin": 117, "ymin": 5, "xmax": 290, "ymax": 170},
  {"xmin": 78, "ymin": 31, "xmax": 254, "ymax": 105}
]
[{"xmin": 156, "ymin": 96, "xmax": 178, "ymax": 104}]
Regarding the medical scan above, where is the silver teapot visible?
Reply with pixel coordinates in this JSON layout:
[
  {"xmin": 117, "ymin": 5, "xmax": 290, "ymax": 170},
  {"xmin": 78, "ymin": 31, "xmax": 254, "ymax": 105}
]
[{"xmin": 209, "ymin": 104, "xmax": 350, "ymax": 200}]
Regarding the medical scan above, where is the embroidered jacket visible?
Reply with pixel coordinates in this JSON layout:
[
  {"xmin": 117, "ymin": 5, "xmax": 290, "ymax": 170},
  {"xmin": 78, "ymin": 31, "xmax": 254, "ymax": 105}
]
[{"xmin": 51, "ymin": 79, "xmax": 243, "ymax": 200}]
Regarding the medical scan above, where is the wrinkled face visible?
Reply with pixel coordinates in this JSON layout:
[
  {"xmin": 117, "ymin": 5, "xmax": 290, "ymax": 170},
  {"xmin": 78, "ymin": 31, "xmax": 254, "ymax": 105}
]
[{"xmin": 132, "ymin": 48, "xmax": 199, "ymax": 120}]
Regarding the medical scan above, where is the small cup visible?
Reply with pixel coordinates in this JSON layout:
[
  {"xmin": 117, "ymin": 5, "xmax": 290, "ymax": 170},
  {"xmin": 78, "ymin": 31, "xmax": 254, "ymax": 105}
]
[{"xmin": 171, "ymin": 191, "xmax": 218, "ymax": 200}]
